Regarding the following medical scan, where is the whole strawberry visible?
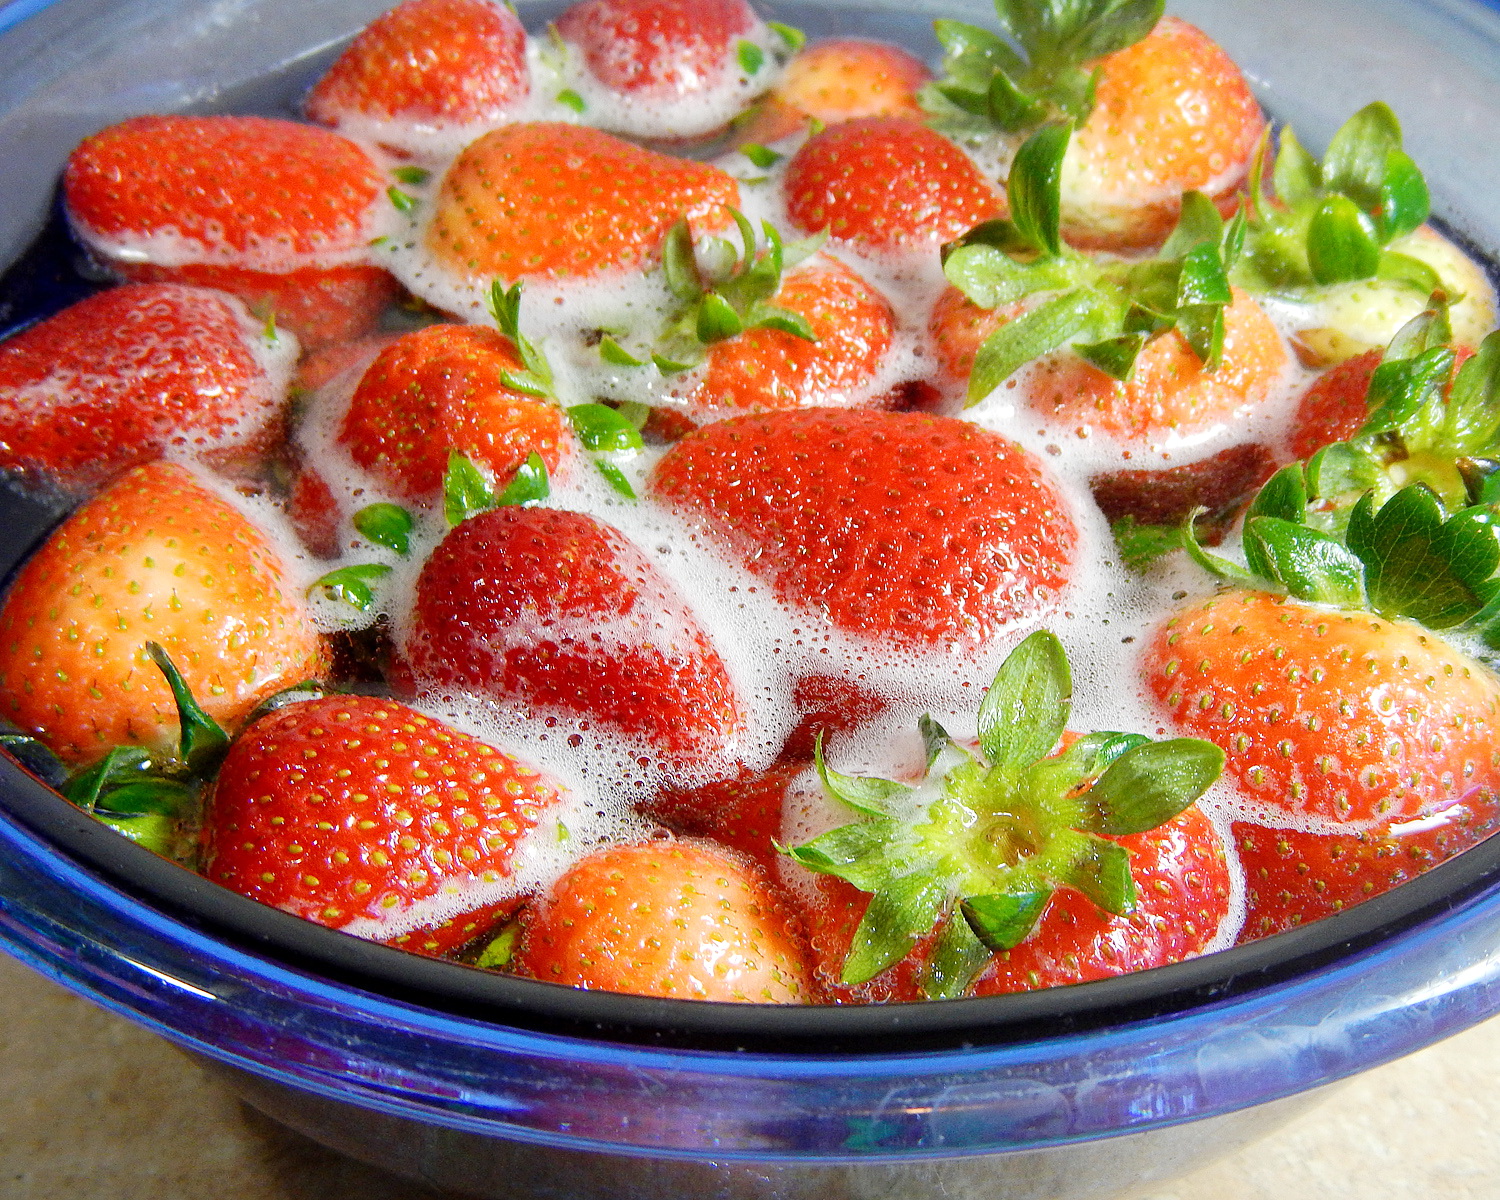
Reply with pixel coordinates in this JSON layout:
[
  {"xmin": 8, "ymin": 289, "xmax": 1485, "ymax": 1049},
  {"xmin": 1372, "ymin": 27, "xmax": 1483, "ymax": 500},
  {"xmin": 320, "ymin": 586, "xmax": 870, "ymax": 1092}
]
[
  {"xmin": 205, "ymin": 695, "xmax": 562, "ymax": 951},
  {"xmin": 0, "ymin": 463, "xmax": 325, "ymax": 765},
  {"xmin": 0, "ymin": 283, "xmax": 295, "ymax": 493},
  {"xmin": 305, "ymin": 0, "xmax": 530, "ymax": 154},
  {"xmin": 511, "ymin": 838, "xmax": 815, "ymax": 1003},
  {"xmin": 555, "ymin": 0, "xmax": 758, "ymax": 101},
  {"xmin": 64, "ymin": 115, "xmax": 394, "ymax": 348},
  {"xmin": 650, "ymin": 409, "xmax": 1077, "ymax": 650},
  {"xmin": 425, "ymin": 123, "xmax": 739, "ymax": 282},
  {"xmin": 404, "ymin": 506, "xmax": 741, "ymax": 773},
  {"xmin": 783, "ymin": 116, "xmax": 1005, "ymax": 256}
]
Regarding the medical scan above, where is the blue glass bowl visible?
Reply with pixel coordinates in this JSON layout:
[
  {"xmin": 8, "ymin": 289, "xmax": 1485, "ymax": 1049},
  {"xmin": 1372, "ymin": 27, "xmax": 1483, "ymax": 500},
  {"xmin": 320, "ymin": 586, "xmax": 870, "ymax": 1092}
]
[{"xmin": 3, "ymin": 1, "xmax": 1500, "ymax": 1195}]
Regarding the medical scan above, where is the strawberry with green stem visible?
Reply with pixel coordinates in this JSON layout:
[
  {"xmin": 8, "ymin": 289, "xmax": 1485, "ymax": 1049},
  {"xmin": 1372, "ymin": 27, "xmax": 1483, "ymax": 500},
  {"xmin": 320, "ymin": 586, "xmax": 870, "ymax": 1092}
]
[{"xmin": 785, "ymin": 631, "xmax": 1226, "ymax": 1000}]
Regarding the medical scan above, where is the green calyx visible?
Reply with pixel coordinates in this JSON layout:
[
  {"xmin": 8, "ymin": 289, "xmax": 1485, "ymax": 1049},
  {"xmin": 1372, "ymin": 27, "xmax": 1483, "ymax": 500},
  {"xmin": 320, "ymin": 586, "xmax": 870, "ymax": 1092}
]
[
  {"xmin": 1236, "ymin": 103, "xmax": 1433, "ymax": 295},
  {"xmin": 486, "ymin": 281, "xmax": 556, "ymax": 401},
  {"xmin": 920, "ymin": 0, "xmax": 1163, "ymax": 138},
  {"xmin": 784, "ymin": 631, "xmax": 1224, "ymax": 999},
  {"xmin": 946, "ymin": 123, "xmax": 1243, "ymax": 404},
  {"xmin": 443, "ymin": 449, "xmax": 551, "ymax": 528}
]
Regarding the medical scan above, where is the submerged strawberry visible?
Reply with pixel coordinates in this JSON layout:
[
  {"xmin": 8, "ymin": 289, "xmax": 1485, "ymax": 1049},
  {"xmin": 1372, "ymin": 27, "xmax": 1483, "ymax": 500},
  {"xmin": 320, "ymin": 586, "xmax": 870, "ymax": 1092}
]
[
  {"xmin": 786, "ymin": 632, "xmax": 1228, "ymax": 1000},
  {"xmin": 555, "ymin": 0, "xmax": 758, "ymax": 100},
  {"xmin": 404, "ymin": 506, "xmax": 741, "ymax": 772},
  {"xmin": 0, "ymin": 283, "xmax": 294, "ymax": 492},
  {"xmin": 205, "ymin": 694, "xmax": 561, "ymax": 950},
  {"xmin": 650, "ymin": 408, "xmax": 1076, "ymax": 650},
  {"xmin": 0, "ymin": 462, "xmax": 325, "ymax": 765},
  {"xmin": 512, "ymin": 838, "xmax": 815, "ymax": 1002},
  {"xmin": 426, "ymin": 123, "xmax": 739, "ymax": 281}
]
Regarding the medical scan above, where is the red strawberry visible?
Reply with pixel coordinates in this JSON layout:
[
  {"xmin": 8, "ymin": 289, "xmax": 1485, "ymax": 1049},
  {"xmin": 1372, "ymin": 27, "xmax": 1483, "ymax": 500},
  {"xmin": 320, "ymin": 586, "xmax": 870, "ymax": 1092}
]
[
  {"xmin": 673, "ymin": 258, "xmax": 895, "ymax": 422},
  {"xmin": 1146, "ymin": 590, "xmax": 1500, "ymax": 825},
  {"xmin": 735, "ymin": 38, "xmax": 932, "ymax": 145},
  {"xmin": 305, "ymin": 0, "xmax": 530, "ymax": 143},
  {"xmin": 64, "ymin": 115, "xmax": 393, "ymax": 349},
  {"xmin": 426, "ymin": 123, "xmax": 739, "ymax": 281},
  {"xmin": 783, "ymin": 674, "xmax": 889, "ymax": 761},
  {"xmin": 1061, "ymin": 17, "xmax": 1265, "ymax": 251},
  {"xmin": 783, "ymin": 117, "xmax": 1006, "ymax": 256},
  {"xmin": 554, "ymin": 0, "xmax": 756, "ymax": 100},
  {"xmin": 1089, "ymin": 443, "xmax": 1279, "ymax": 532},
  {"xmin": 642, "ymin": 758, "xmax": 805, "ymax": 868},
  {"xmin": 649, "ymin": 409, "xmax": 1077, "ymax": 650},
  {"xmin": 0, "ymin": 462, "xmax": 326, "ymax": 765},
  {"xmin": 293, "ymin": 334, "xmax": 398, "ymax": 397},
  {"xmin": 404, "ymin": 506, "xmax": 741, "ymax": 772},
  {"xmin": 1288, "ymin": 350, "xmax": 1381, "ymax": 461},
  {"xmin": 205, "ymin": 694, "xmax": 562, "ymax": 952},
  {"xmin": 1233, "ymin": 802, "xmax": 1500, "ymax": 943},
  {"xmin": 336, "ymin": 323, "xmax": 572, "ymax": 504},
  {"xmin": 286, "ymin": 467, "xmax": 343, "ymax": 560},
  {"xmin": 0, "ymin": 283, "xmax": 294, "ymax": 493},
  {"xmin": 511, "ymin": 838, "xmax": 815, "ymax": 1002}
]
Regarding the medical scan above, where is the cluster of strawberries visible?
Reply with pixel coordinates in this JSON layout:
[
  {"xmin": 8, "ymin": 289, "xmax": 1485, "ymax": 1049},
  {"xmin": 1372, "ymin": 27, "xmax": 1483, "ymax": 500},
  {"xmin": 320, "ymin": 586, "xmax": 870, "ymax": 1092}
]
[{"xmin": 0, "ymin": 0, "xmax": 1498, "ymax": 1006}]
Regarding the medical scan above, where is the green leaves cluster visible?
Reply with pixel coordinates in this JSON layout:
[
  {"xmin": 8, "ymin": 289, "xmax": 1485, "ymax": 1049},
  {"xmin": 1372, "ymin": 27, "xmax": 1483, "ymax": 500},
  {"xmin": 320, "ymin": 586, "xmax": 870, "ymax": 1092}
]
[
  {"xmin": 487, "ymin": 281, "xmax": 557, "ymax": 400},
  {"xmin": 785, "ymin": 631, "xmax": 1223, "ymax": 999},
  {"xmin": 1238, "ymin": 103, "xmax": 1433, "ymax": 293},
  {"xmin": 946, "ymin": 122, "xmax": 1243, "ymax": 403},
  {"xmin": 921, "ymin": 0, "xmax": 1163, "ymax": 137}
]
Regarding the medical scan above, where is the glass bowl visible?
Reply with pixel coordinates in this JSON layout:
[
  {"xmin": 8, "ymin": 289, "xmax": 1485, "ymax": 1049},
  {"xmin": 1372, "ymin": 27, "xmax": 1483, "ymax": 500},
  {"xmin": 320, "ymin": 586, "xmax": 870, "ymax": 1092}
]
[{"xmin": 3, "ymin": 1, "xmax": 1500, "ymax": 1196}]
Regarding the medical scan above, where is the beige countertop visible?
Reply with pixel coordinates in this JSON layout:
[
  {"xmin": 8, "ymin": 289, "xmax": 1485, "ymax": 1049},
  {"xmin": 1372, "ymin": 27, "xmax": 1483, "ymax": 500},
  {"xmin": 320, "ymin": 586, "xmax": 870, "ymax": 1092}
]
[{"xmin": 1, "ymin": 950, "xmax": 1496, "ymax": 1200}]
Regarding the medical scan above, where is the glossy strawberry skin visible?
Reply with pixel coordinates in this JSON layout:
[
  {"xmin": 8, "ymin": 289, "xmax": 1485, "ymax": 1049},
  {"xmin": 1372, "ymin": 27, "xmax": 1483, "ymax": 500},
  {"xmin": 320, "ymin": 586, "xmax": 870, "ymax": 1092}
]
[
  {"xmin": 1233, "ymin": 803, "xmax": 1500, "ymax": 943},
  {"xmin": 404, "ymin": 506, "xmax": 741, "ymax": 770},
  {"xmin": 306, "ymin": 0, "xmax": 530, "ymax": 129},
  {"xmin": 0, "ymin": 283, "xmax": 291, "ymax": 493},
  {"xmin": 1288, "ymin": 350, "xmax": 1381, "ymax": 461},
  {"xmin": 205, "ymin": 695, "xmax": 561, "ymax": 946},
  {"xmin": 650, "ymin": 409, "xmax": 1077, "ymax": 649},
  {"xmin": 512, "ymin": 838, "xmax": 815, "ymax": 1003},
  {"xmin": 337, "ymin": 323, "xmax": 571, "ymax": 504},
  {"xmin": 783, "ymin": 117, "xmax": 1005, "ymax": 255},
  {"xmin": 642, "ymin": 758, "xmax": 806, "ymax": 868},
  {"xmin": 678, "ymin": 259, "xmax": 895, "ymax": 421},
  {"xmin": 555, "ymin": 0, "xmax": 756, "ymax": 99},
  {"xmin": 736, "ymin": 38, "xmax": 932, "ymax": 144},
  {"xmin": 1062, "ymin": 17, "xmax": 1265, "ymax": 251},
  {"xmin": 1146, "ymin": 590, "xmax": 1500, "ymax": 825},
  {"xmin": 427, "ymin": 123, "xmax": 739, "ymax": 280},
  {"xmin": 0, "ymin": 463, "xmax": 326, "ymax": 765}
]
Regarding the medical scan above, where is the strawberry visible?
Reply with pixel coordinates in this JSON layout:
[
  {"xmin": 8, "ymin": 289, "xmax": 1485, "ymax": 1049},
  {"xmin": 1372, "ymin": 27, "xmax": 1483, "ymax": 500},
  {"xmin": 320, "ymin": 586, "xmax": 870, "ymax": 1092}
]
[
  {"xmin": 63, "ymin": 115, "xmax": 393, "ymax": 349},
  {"xmin": 305, "ymin": 0, "xmax": 530, "ymax": 149},
  {"xmin": 404, "ymin": 506, "xmax": 741, "ymax": 772},
  {"xmin": 554, "ymin": 0, "xmax": 757, "ymax": 100},
  {"xmin": 1287, "ymin": 349, "xmax": 1382, "ymax": 461},
  {"xmin": 0, "ymin": 462, "xmax": 326, "ymax": 765},
  {"xmin": 783, "ymin": 675, "xmax": 889, "ymax": 762},
  {"xmin": 336, "ymin": 323, "xmax": 572, "ymax": 504},
  {"xmin": 426, "ymin": 123, "xmax": 739, "ymax": 282},
  {"xmin": 1090, "ymin": 444, "xmax": 1278, "ymax": 535},
  {"xmin": 1059, "ymin": 18, "xmax": 1264, "ymax": 251},
  {"xmin": 204, "ymin": 694, "xmax": 562, "ymax": 952},
  {"xmin": 649, "ymin": 409, "xmax": 1077, "ymax": 650},
  {"xmin": 735, "ymin": 38, "xmax": 932, "ymax": 145},
  {"xmin": 642, "ymin": 758, "xmax": 806, "ymax": 868},
  {"xmin": 511, "ymin": 838, "xmax": 815, "ymax": 1002},
  {"xmin": 672, "ymin": 257, "xmax": 895, "ymax": 422},
  {"xmin": 286, "ymin": 467, "xmax": 344, "ymax": 560},
  {"xmin": 1233, "ymin": 802, "xmax": 1500, "ymax": 943},
  {"xmin": 785, "ymin": 631, "xmax": 1229, "ymax": 1000},
  {"xmin": 0, "ymin": 283, "xmax": 295, "ymax": 493},
  {"xmin": 782, "ymin": 117, "xmax": 1005, "ymax": 256}
]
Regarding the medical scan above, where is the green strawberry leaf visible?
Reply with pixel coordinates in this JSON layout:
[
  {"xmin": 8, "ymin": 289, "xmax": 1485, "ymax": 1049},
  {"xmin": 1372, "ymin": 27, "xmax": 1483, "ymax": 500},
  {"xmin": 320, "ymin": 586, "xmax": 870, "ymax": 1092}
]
[
  {"xmin": 64, "ymin": 745, "xmax": 156, "ymax": 811},
  {"xmin": 1321, "ymin": 101, "xmax": 1404, "ymax": 215},
  {"xmin": 1160, "ymin": 190, "xmax": 1226, "ymax": 262},
  {"xmin": 697, "ymin": 292, "xmax": 744, "ymax": 343},
  {"xmin": 309, "ymin": 563, "xmax": 393, "ymax": 612},
  {"xmin": 1175, "ymin": 304, "xmax": 1226, "ymax": 372},
  {"xmin": 1307, "ymin": 196, "xmax": 1383, "ymax": 285},
  {"xmin": 145, "ymin": 641, "xmax": 229, "ymax": 774},
  {"xmin": 599, "ymin": 335, "xmax": 645, "ymax": 367},
  {"xmin": 961, "ymin": 887, "xmax": 1051, "ymax": 952},
  {"xmin": 1306, "ymin": 441, "xmax": 1386, "ymax": 505},
  {"xmin": 475, "ymin": 922, "xmax": 521, "ymax": 969},
  {"xmin": 443, "ymin": 451, "xmax": 497, "ymax": 527},
  {"xmin": 1272, "ymin": 127, "xmax": 1322, "ymax": 207},
  {"xmin": 967, "ymin": 289, "xmax": 1109, "ymax": 404},
  {"xmin": 1063, "ymin": 834, "xmax": 1136, "ymax": 914},
  {"xmin": 923, "ymin": 909, "xmax": 996, "ymax": 1000},
  {"xmin": 740, "ymin": 142, "xmax": 781, "ymax": 170},
  {"xmin": 662, "ymin": 220, "xmax": 704, "ymax": 303},
  {"xmin": 595, "ymin": 460, "xmax": 637, "ymax": 499},
  {"xmin": 842, "ymin": 870, "xmax": 949, "ymax": 985},
  {"xmin": 94, "ymin": 778, "xmax": 195, "ymax": 817},
  {"xmin": 1377, "ymin": 250, "xmax": 1441, "ymax": 294},
  {"xmin": 737, "ymin": 40, "xmax": 765, "ymax": 74},
  {"xmin": 1438, "ymin": 331, "xmax": 1500, "ymax": 457},
  {"xmin": 94, "ymin": 811, "xmax": 179, "ymax": 857},
  {"xmin": 1180, "ymin": 507, "xmax": 1260, "ymax": 586},
  {"xmin": 1360, "ymin": 345, "xmax": 1457, "ymax": 440},
  {"xmin": 1379, "ymin": 149, "xmax": 1431, "ymax": 241},
  {"xmin": 1084, "ymin": 738, "xmax": 1224, "ymax": 836},
  {"xmin": 976, "ymin": 630, "xmax": 1071, "ymax": 779},
  {"xmin": 815, "ymin": 733, "xmax": 911, "ymax": 818},
  {"xmin": 386, "ymin": 186, "xmax": 418, "ymax": 215},
  {"xmin": 1244, "ymin": 517, "xmax": 1368, "ymax": 608},
  {"xmin": 1075, "ymin": 332, "xmax": 1146, "ymax": 381},
  {"xmin": 352, "ymin": 503, "xmax": 413, "ymax": 555},
  {"xmin": 1241, "ymin": 464, "xmax": 1309, "ymax": 578},
  {"xmin": 746, "ymin": 302, "xmax": 818, "ymax": 341},
  {"xmin": 487, "ymin": 281, "xmax": 555, "ymax": 399},
  {"xmin": 918, "ymin": 714, "xmax": 952, "ymax": 769},
  {"xmin": 567, "ymin": 403, "xmax": 645, "ymax": 453},
  {"xmin": 1111, "ymin": 514, "xmax": 1184, "ymax": 570},
  {"xmin": 391, "ymin": 165, "xmax": 430, "ymax": 186},
  {"xmin": 786, "ymin": 818, "xmax": 903, "ymax": 892},
  {"xmin": 557, "ymin": 88, "xmax": 586, "ymax": 113},
  {"xmin": 943, "ymin": 242, "xmax": 1079, "ymax": 309},
  {"xmin": 496, "ymin": 452, "xmax": 550, "ymax": 507},
  {"xmin": 769, "ymin": 21, "xmax": 806, "ymax": 51},
  {"xmin": 1008, "ymin": 121, "xmax": 1071, "ymax": 256}
]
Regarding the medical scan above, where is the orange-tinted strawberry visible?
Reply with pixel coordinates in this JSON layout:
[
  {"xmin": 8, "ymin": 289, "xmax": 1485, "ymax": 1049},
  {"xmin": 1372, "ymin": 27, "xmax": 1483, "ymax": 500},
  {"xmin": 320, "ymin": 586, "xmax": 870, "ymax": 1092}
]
[
  {"xmin": 64, "ymin": 116, "xmax": 392, "ymax": 349},
  {"xmin": 305, "ymin": 0, "xmax": 530, "ymax": 146},
  {"xmin": 1061, "ymin": 18, "xmax": 1264, "ymax": 251},
  {"xmin": 0, "ymin": 283, "xmax": 294, "ymax": 492},
  {"xmin": 426, "ymin": 123, "xmax": 739, "ymax": 281},
  {"xmin": 783, "ymin": 117, "xmax": 1005, "ymax": 256},
  {"xmin": 336, "ymin": 323, "xmax": 571, "ymax": 504},
  {"xmin": 650, "ymin": 409, "xmax": 1077, "ymax": 650},
  {"xmin": 673, "ymin": 258, "xmax": 894, "ymax": 422},
  {"xmin": 512, "ymin": 838, "xmax": 815, "ymax": 1002},
  {"xmin": 735, "ymin": 38, "xmax": 931, "ymax": 144},
  {"xmin": 0, "ymin": 463, "xmax": 325, "ymax": 765},
  {"xmin": 205, "ymin": 695, "xmax": 561, "ymax": 949},
  {"xmin": 1146, "ymin": 590, "xmax": 1500, "ymax": 825},
  {"xmin": 555, "ymin": 0, "xmax": 757, "ymax": 100}
]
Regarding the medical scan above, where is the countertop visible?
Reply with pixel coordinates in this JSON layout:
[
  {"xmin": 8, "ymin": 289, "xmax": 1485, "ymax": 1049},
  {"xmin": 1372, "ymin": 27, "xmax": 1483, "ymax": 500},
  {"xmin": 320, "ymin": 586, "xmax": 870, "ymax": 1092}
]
[{"xmin": 1, "ymin": 950, "xmax": 1496, "ymax": 1200}]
